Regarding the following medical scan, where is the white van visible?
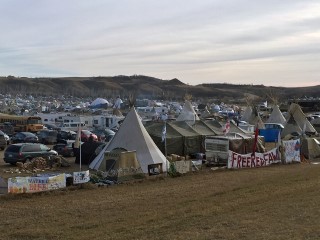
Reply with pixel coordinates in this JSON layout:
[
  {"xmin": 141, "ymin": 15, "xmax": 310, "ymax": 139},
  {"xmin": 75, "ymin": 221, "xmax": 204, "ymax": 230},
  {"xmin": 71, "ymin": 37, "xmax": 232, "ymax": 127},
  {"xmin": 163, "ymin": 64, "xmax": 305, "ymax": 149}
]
[{"xmin": 61, "ymin": 122, "xmax": 86, "ymax": 131}]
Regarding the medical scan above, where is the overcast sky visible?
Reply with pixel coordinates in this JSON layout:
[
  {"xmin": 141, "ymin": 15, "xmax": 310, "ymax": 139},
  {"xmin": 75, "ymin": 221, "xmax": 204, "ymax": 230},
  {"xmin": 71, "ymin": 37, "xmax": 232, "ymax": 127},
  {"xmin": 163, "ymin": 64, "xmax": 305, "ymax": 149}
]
[{"xmin": 1, "ymin": 0, "xmax": 320, "ymax": 87}]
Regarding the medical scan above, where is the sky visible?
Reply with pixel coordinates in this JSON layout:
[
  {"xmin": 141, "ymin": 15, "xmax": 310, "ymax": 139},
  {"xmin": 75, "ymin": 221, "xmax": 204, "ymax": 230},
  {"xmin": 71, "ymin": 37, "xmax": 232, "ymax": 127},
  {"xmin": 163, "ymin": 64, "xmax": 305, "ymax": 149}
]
[{"xmin": 1, "ymin": 0, "xmax": 320, "ymax": 87}]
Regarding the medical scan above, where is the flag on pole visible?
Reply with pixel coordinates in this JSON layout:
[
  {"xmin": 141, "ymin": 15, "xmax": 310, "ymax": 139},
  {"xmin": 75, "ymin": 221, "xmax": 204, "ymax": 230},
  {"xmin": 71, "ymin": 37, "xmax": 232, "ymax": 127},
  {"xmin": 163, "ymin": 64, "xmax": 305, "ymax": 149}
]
[{"xmin": 223, "ymin": 120, "xmax": 230, "ymax": 136}]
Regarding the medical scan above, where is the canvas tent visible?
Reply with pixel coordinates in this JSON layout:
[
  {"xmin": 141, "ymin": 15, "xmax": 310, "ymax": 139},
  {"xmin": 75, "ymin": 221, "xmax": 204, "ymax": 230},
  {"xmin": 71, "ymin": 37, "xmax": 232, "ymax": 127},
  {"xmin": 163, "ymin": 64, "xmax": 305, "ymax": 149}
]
[
  {"xmin": 176, "ymin": 100, "xmax": 200, "ymax": 123},
  {"xmin": 202, "ymin": 119, "xmax": 224, "ymax": 135},
  {"xmin": 146, "ymin": 121, "xmax": 203, "ymax": 156},
  {"xmin": 89, "ymin": 107, "xmax": 168, "ymax": 173},
  {"xmin": 96, "ymin": 149, "xmax": 144, "ymax": 182},
  {"xmin": 146, "ymin": 119, "xmax": 254, "ymax": 157},
  {"xmin": 188, "ymin": 120, "xmax": 218, "ymax": 137}
]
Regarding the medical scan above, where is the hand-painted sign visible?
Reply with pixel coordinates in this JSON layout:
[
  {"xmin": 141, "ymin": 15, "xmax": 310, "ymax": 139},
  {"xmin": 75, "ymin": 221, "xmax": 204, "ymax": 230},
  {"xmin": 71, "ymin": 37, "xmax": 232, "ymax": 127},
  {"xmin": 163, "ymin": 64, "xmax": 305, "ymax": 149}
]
[{"xmin": 228, "ymin": 148, "xmax": 280, "ymax": 169}]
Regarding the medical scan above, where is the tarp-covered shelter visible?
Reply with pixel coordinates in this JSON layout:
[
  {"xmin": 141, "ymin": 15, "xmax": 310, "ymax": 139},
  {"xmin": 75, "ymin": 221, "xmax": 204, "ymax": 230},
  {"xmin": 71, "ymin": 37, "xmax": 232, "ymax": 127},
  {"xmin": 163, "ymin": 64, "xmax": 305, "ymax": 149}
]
[{"xmin": 89, "ymin": 107, "xmax": 168, "ymax": 173}]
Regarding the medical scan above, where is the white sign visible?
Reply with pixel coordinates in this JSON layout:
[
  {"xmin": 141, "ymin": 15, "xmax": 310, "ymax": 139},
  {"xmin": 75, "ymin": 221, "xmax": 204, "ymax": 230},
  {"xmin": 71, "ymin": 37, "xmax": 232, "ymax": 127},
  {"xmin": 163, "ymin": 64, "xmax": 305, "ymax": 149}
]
[
  {"xmin": 283, "ymin": 139, "xmax": 301, "ymax": 163},
  {"xmin": 73, "ymin": 170, "xmax": 90, "ymax": 184},
  {"xmin": 228, "ymin": 148, "xmax": 280, "ymax": 169},
  {"xmin": 173, "ymin": 160, "xmax": 191, "ymax": 174}
]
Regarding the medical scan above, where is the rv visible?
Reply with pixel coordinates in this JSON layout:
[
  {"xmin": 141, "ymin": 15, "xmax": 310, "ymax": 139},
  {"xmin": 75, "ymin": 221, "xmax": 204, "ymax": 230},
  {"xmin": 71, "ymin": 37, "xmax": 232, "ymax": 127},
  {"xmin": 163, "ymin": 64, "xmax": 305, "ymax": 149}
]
[{"xmin": 61, "ymin": 122, "xmax": 86, "ymax": 131}]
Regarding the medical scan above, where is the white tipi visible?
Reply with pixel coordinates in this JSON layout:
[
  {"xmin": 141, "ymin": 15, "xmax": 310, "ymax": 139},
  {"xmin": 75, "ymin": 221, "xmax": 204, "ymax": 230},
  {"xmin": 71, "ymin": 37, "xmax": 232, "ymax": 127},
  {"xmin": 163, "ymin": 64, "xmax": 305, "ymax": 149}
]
[
  {"xmin": 176, "ymin": 100, "xmax": 200, "ymax": 123},
  {"xmin": 266, "ymin": 105, "xmax": 286, "ymax": 125},
  {"xmin": 89, "ymin": 107, "xmax": 168, "ymax": 173}
]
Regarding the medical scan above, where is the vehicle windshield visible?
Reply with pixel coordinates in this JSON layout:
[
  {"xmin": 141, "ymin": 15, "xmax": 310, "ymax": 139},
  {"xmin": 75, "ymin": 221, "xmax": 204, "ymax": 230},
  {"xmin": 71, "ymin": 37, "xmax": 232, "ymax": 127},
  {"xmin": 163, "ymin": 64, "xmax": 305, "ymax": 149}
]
[
  {"xmin": 24, "ymin": 132, "xmax": 36, "ymax": 137},
  {"xmin": 27, "ymin": 118, "xmax": 42, "ymax": 124}
]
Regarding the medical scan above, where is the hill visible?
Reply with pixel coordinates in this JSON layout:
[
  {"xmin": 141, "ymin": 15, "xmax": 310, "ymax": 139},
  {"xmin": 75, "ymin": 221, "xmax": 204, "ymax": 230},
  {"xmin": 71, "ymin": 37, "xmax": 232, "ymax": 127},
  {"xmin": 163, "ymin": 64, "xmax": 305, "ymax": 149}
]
[{"xmin": 0, "ymin": 75, "xmax": 319, "ymax": 102}]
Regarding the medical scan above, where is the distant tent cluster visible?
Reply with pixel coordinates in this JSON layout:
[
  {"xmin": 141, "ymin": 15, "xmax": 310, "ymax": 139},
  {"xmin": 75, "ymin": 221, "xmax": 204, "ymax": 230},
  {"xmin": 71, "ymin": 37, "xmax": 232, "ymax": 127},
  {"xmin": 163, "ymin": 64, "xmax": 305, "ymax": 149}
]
[{"xmin": 88, "ymin": 98, "xmax": 320, "ymax": 180}]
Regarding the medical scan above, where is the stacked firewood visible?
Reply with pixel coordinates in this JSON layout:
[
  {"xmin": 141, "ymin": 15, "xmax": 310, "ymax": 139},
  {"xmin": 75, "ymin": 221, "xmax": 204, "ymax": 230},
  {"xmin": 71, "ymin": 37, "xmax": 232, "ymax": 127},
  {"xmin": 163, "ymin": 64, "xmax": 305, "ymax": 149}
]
[
  {"xmin": 3, "ymin": 155, "xmax": 72, "ymax": 174},
  {"xmin": 15, "ymin": 157, "xmax": 48, "ymax": 172}
]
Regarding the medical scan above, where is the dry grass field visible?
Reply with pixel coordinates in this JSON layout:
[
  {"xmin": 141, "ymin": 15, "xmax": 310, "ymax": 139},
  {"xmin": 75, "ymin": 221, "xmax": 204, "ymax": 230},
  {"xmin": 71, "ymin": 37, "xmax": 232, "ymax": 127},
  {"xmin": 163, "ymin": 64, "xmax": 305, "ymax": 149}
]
[{"xmin": 1, "ymin": 160, "xmax": 320, "ymax": 240}]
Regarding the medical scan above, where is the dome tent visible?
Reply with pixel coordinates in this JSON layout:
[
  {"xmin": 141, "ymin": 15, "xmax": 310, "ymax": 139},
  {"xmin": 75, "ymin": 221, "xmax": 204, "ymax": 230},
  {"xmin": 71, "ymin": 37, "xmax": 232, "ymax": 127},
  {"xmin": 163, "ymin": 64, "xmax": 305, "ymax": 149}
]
[{"xmin": 89, "ymin": 98, "xmax": 109, "ymax": 109}]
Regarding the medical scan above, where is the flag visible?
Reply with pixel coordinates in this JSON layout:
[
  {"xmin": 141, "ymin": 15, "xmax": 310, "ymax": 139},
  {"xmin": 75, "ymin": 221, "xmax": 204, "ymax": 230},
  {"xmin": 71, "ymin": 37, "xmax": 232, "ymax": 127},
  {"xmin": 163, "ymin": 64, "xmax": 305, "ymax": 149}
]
[
  {"xmin": 162, "ymin": 124, "xmax": 166, "ymax": 142},
  {"xmin": 223, "ymin": 120, "xmax": 230, "ymax": 136}
]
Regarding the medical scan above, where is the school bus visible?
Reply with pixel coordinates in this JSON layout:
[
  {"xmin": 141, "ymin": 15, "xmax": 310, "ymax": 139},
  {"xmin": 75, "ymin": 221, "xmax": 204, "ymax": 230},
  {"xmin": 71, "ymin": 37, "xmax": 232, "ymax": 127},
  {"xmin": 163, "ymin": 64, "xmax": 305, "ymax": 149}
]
[{"xmin": 0, "ymin": 114, "xmax": 44, "ymax": 133}]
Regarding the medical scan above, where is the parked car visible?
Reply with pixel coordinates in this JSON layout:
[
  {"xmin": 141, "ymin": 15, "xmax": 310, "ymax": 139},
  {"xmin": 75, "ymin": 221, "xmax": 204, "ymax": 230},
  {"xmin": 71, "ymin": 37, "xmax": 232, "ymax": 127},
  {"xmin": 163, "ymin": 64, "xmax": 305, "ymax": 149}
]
[
  {"xmin": 0, "ymin": 130, "xmax": 10, "ymax": 145},
  {"xmin": 0, "ymin": 122, "xmax": 15, "ymax": 136},
  {"xmin": 57, "ymin": 130, "xmax": 77, "ymax": 143},
  {"xmin": 11, "ymin": 132, "xmax": 39, "ymax": 143},
  {"xmin": 91, "ymin": 128, "xmax": 115, "ymax": 142},
  {"xmin": 36, "ymin": 130, "xmax": 58, "ymax": 144},
  {"xmin": 0, "ymin": 132, "xmax": 7, "ymax": 150},
  {"xmin": 3, "ymin": 143, "xmax": 58, "ymax": 164},
  {"xmin": 53, "ymin": 140, "xmax": 83, "ymax": 157},
  {"xmin": 81, "ymin": 130, "xmax": 98, "ymax": 142},
  {"xmin": 44, "ymin": 123, "xmax": 61, "ymax": 131}
]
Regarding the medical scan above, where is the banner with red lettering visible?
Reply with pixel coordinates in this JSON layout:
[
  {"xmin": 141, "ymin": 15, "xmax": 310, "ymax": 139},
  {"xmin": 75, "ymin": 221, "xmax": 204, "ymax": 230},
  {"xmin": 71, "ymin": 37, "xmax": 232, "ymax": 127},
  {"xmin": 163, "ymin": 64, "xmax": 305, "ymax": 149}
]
[{"xmin": 228, "ymin": 148, "xmax": 280, "ymax": 169}]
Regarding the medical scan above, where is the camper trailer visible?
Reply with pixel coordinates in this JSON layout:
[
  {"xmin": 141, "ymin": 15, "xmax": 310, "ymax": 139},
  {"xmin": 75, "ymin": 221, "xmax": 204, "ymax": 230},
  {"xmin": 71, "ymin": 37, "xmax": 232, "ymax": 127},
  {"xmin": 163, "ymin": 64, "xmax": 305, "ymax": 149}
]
[
  {"xmin": 205, "ymin": 136, "xmax": 230, "ymax": 166},
  {"xmin": 61, "ymin": 122, "xmax": 86, "ymax": 131},
  {"xmin": 205, "ymin": 133, "xmax": 265, "ymax": 166}
]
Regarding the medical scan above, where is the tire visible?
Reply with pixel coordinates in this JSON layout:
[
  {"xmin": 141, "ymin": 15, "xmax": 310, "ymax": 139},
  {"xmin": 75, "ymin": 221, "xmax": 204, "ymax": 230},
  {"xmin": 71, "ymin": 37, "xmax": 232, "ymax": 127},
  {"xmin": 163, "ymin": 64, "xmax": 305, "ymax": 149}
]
[
  {"xmin": 24, "ymin": 158, "xmax": 32, "ymax": 163},
  {"xmin": 69, "ymin": 151, "xmax": 74, "ymax": 157}
]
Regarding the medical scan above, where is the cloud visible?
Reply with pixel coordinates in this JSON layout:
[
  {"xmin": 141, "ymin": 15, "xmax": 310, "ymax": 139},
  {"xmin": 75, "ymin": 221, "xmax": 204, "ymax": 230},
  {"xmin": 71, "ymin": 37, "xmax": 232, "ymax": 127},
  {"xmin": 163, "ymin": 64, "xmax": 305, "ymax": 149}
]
[{"xmin": 0, "ymin": 0, "xmax": 319, "ymax": 87}]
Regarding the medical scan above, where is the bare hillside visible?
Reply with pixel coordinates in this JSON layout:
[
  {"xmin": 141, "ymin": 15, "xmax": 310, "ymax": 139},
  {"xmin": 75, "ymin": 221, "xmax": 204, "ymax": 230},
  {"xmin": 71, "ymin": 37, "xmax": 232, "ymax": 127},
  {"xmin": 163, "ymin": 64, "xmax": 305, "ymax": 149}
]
[{"xmin": 0, "ymin": 75, "xmax": 319, "ymax": 102}]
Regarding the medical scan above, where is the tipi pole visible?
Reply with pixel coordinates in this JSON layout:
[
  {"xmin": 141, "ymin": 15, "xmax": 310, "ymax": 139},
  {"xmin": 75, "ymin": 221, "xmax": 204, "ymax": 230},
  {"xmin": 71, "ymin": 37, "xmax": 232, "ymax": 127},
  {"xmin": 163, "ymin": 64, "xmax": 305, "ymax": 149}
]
[{"xmin": 78, "ymin": 124, "xmax": 82, "ymax": 171}]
